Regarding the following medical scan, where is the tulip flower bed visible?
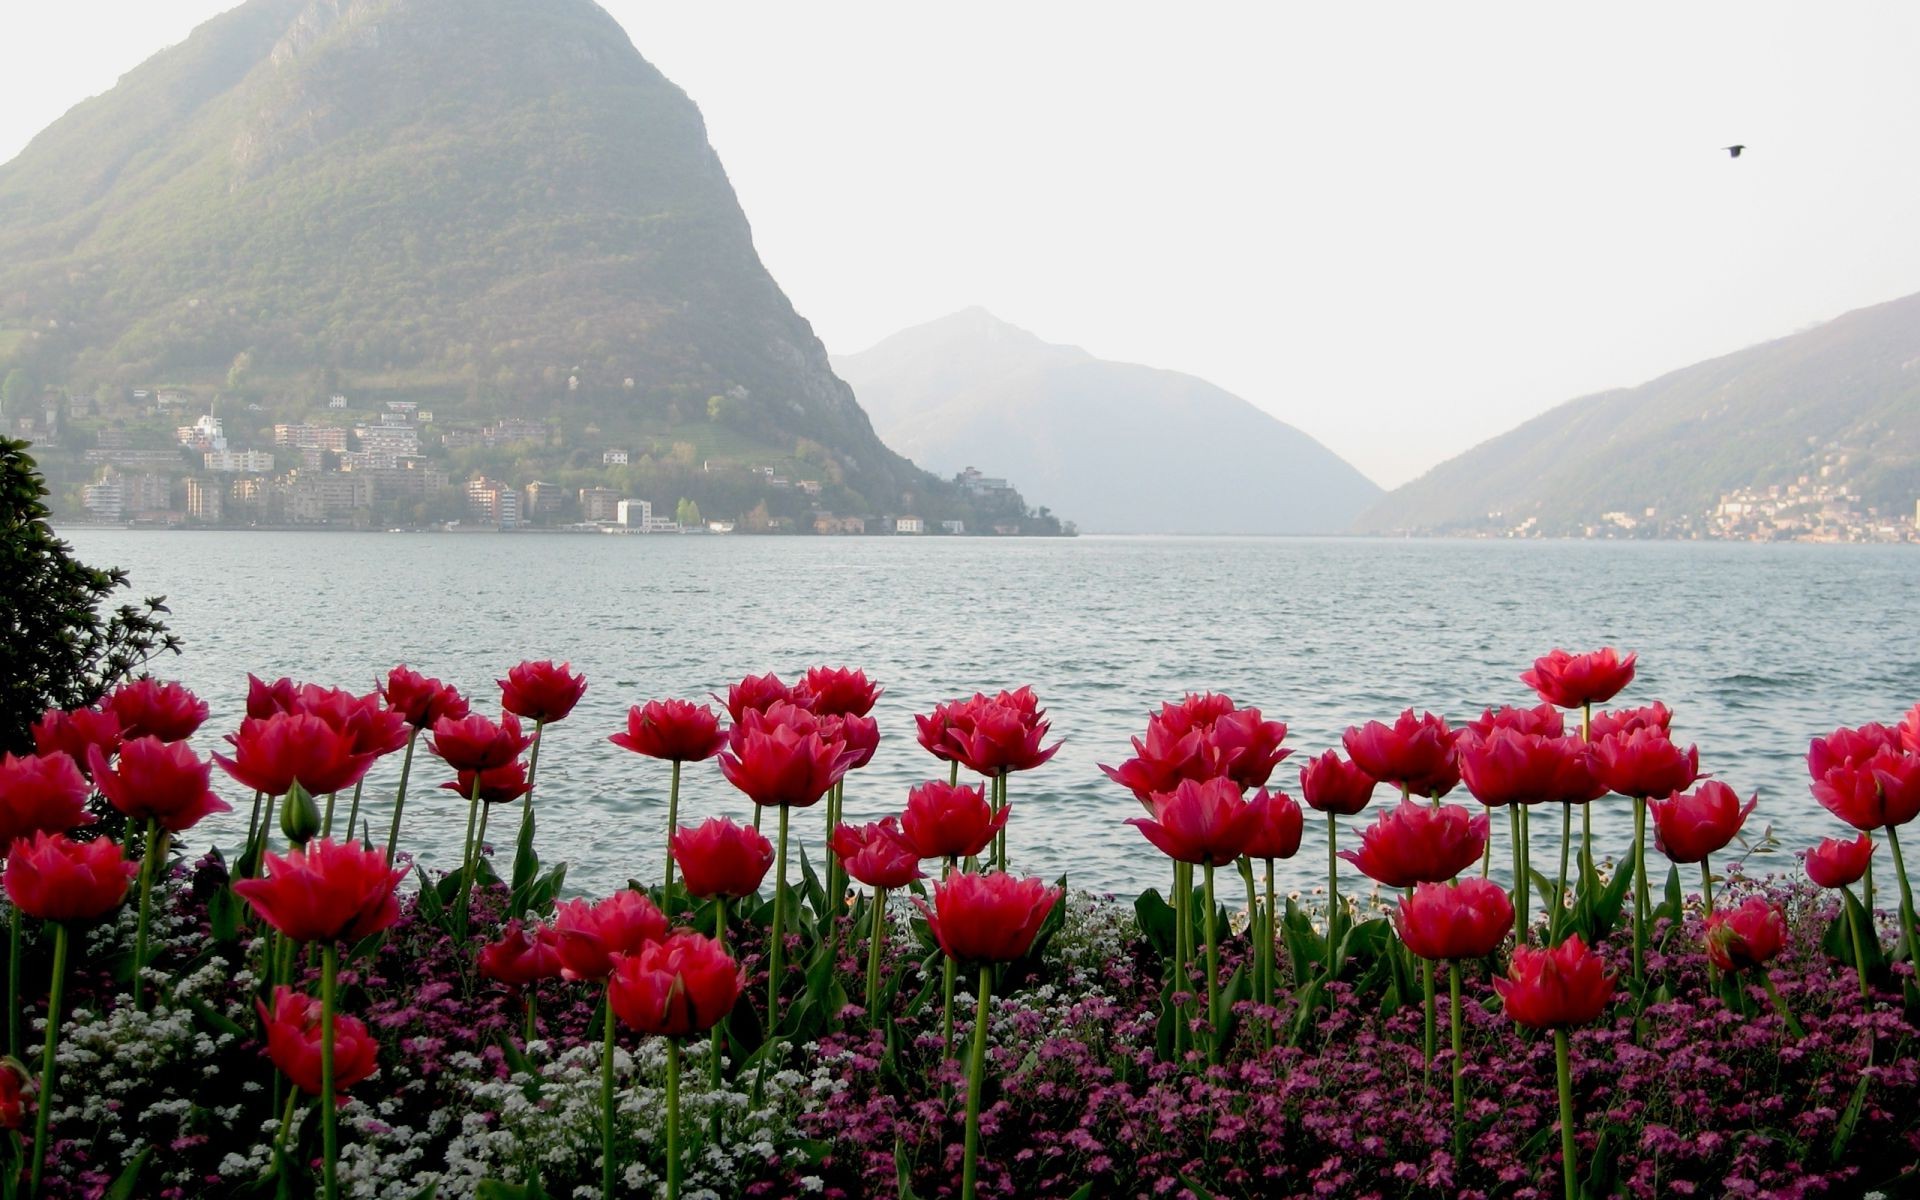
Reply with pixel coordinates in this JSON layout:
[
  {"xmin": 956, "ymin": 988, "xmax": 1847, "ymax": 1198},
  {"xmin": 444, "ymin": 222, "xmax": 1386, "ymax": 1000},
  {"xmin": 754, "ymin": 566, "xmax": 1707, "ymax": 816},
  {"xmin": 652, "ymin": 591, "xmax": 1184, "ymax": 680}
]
[{"xmin": 1, "ymin": 654, "xmax": 1918, "ymax": 1199}]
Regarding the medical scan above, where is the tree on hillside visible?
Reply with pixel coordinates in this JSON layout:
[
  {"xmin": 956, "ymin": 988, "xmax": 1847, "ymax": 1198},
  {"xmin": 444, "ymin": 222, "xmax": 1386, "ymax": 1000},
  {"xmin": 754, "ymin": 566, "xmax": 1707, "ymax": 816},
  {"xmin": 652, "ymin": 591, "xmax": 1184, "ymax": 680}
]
[
  {"xmin": 0, "ymin": 369, "xmax": 34, "ymax": 419},
  {"xmin": 0, "ymin": 438, "xmax": 180, "ymax": 752}
]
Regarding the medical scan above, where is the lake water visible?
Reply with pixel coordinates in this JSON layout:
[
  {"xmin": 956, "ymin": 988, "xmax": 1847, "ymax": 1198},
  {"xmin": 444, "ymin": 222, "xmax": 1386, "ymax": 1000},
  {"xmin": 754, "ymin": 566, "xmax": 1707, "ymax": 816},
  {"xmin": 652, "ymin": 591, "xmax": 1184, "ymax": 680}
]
[{"xmin": 56, "ymin": 530, "xmax": 1920, "ymax": 902}]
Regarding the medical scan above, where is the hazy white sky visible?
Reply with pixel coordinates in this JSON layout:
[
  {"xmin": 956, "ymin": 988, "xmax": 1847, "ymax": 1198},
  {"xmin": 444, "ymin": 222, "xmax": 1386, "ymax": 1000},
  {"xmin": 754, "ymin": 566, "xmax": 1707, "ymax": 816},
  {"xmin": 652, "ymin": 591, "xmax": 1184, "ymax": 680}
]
[{"xmin": 5, "ymin": 2, "xmax": 1920, "ymax": 487}]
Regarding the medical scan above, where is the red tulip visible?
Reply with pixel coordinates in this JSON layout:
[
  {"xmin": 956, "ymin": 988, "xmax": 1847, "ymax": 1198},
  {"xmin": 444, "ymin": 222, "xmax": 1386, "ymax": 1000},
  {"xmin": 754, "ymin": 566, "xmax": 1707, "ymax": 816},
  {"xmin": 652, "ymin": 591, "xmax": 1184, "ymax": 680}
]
[
  {"xmin": 1207, "ymin": 707, "xmax": 1292, "ymax": 790},
  {"xmin": 1494, "ymin": 934, "xmax": 1614, "ymax": 1029},
  {"xmin": 1704, "ymin": 897, "xmax": 1788, "ymax": 971},
  {"xmin": 609, "ymin": 699, "xmax": 728, "ymax": 762},
  {"xmin": 246, "ymin": 674, "xmax": 302, "ymax": 719},
  {"xmin": 0, "ymin": 1060, "xmax": 22, "ymax": 1130},
  {"xmin": 1151, "ymin": 692, "xmax": 1239, "ymax": 736},
  {"xmin": 1807, "ymin": 723, "xmax": 1903, "ymax": 781},
  {"xmin": 292, "ymin": 685, "xmax": 411, "ymax": 759},
  {"xmin": 900, "ymin": 780, "xmax": 1005, "ymax": 860},
  {"xmin": 1342, "ymin": 710, "xmax": 1460, "ymax": 798},
  {"xmin": 102, "ymin": 679, "xmax": 207, "ymax": 742},
  {"xmin": 717, "ymin": 706, "xmax": 857, "ymax": 810},
  {"xmin": 820, "ymin": 712, "xmax": 881, "ymax": 771},
  {"xmin": 1521, "ymin": 647, "xmax": 1637, "ymax": 710},
  {"xmin": 1587, "ymin": 702, "xmax": 1673, "ymax": 742},
  {"xmin": 499, "ymin": 660, "xmax": 587, "ymax": 724},
  {"xmin": 1457, "ymin": 729, "xmax": 1589, "ymax": 809},
  {"xmin": 553, "ymin": 890, "xmax": 667, "ymax": 981},
  {"xmin": 915, "ymin": 870, "xmax": 1062, "ymax": 964},
  {"xmin": 795, "ymin": 666, "xmax": 884, "ymax": 717},
  {"xmin": 607, "ymin": 931, "xmax": 743, "ymax": 1037},
  {"xmin": 1804, "ymin": 834, "xmax": 1873, "ymax": 889},
  {"xmin": 215, "ymin": 713, "xmax": 380, "ymax": 798},
  {"xmin": 829, "ymin": 818, "xmax": 925, "ymax": 889},
  {"xmin": 714, "ymin": 672, "xmax": 794, "ymax": 724},
  {"xmin": 88, "ymin": 737, "xmax": 230, "ymax": 833},
  {"xmin": 1339, "ymin": 799, "xmax": 1489, "ymax": 887},
  {"xmin": 1298, "ymin": 750, "xmax": 1378, "ymax": 816},
  {"xmin": 478, "ymin": 921, "xmax": 564, "ymax": 988},
  {"xmin": 671, "ymin": 817, "xmax": 774, "ymax": 899},
  {"xmin": 1243, "ymin": 788, "xmax": 1304, "ymax": 860},
  {"xmin": 1902, "ymin": 703, "xmax": 1920, "ymax": 755},
  {"xmin": 233, "ymin": 838, "xmax": 404, "ymax": 944},
  {"xmin": 1648, "ymin": 780, "xmax": 1756, "ymax": 864},
  {"xmin": 1810, "ymin": 751, "xmax": 1920, "ymax": 831},
  {"xmin": 0, "ymin": 751, "xmax": 94, "ymax": 848},
  {"xmin": 381, "ymin": 666, "xmax": 470, "ymax": 730},
  {"xmin": 944, "ymin": 689, "xmax": 1061, "ymax": 777},
  {"xmin": 1393, "ymin": 878, "xmax": 1515, "ymax": 961},
  {"xmin": 439, "ymin": 761, "xmax": 533, "ymax": 807},
  {"xmin": 1462, "ymin": 703, "xmax": 1565, "ymax": 741},
  {"xmin": 914, "ymin": 699, "xmax": 971, "ymax": 764},
  {"xmin": 256, "ymin": 986, "xmax": 379, "ymax": 1098},
  {"xmin": 1591, "ymin": 728, "xmax": 1700, "ymax": 799},
  {"xmin": 428, "ymin": 712, "xmax": 532, "ymax": 773},
  {"xmin": 1128, "ymin": 777, "xmax": 1259, "ymax": 866},
  {"xmin": 3, "ymin": 832, "xmax": 134, "ymax": 922},
  {"xmin": 1100, "ymin": 722, "xmax": 1220, "ymax": 806},
  {"xmin": 29, "ymin": 706, "xmax": 122, "ymax": 775}
]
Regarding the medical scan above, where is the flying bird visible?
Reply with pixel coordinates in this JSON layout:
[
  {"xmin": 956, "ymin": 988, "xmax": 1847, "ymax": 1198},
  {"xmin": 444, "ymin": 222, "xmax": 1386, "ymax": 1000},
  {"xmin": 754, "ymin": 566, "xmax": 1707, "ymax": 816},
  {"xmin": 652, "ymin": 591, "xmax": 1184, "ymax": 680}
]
[{"xmin": 1725, "ymin": 144, "xmax": 1746, "ymax": 158}]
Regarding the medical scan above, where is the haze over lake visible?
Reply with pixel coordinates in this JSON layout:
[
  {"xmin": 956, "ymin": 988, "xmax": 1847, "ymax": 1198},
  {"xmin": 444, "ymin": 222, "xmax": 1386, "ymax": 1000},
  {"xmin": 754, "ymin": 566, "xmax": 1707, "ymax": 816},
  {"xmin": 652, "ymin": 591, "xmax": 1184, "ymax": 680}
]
[{"xmin": 63, "ymin": 529, "xmax": 1920, "ymax": 899}]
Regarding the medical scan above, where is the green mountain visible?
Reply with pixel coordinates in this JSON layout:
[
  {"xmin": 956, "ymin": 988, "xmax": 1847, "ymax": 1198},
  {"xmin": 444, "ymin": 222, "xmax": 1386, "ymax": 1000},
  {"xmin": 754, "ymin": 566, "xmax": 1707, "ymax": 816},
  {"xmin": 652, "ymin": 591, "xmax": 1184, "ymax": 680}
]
[
  {"xmin": 833, "ymin": 309, "xmax": 1382, "ymax": 535},
  {"xmin": 1354, "ymin": 290, "xmax": 1920, "ymax": 535},
  {"xmin": 0, "ymin": 0, "xmax": 996, "ymax": 521}
]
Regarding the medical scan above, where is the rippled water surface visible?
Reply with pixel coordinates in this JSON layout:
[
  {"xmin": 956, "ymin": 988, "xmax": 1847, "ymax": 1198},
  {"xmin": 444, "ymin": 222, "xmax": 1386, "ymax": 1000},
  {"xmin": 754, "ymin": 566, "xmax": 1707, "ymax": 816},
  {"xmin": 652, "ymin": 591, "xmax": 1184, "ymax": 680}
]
[{"xmin": 59, "ymin": 531, "xmax": 1920, "ymax": 899}]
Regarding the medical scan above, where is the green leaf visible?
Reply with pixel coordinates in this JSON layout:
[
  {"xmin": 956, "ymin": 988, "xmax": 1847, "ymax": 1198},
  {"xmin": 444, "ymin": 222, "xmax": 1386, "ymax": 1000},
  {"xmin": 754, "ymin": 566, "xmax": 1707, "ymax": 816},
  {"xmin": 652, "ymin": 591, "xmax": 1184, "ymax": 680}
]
[
  {"xmin": 476, "ymin": 1180, "xmax": 551, "ymax": 1200},
  {"xmin": 508, "ymin": 809, "xmax": 540, "ymax": 913},
  {"xmin": 1135, "ymin": 888, "xmax": 1176, "ymax": 958},
  {"xmin": 1829, "ymin": 1064, "xmax": 1873, "ymax": 1163},
  {"xmin": 1214, "ymin": 963, "xmax": 1248, "ymax": 1051},
  {"xmin": 1177, "ymin": 1172, "xmax": 1218, "ymax": 1200},
  {"xmin": 798, "ymin": 843, "xmax": 828, "ymax": 927},
  {"xmin": 1281, "ymin": 898, "xmax": 1327, "ymax": 980},
  {"xmin": 104, "ymin": 1147, "xmax": 151, "ymax": 1200},
  {"xmin": 894, "ymin": 1136, "xmax": 921, "ymax": 1199},
  {"xmin": 180, "ymin": 992, "xmax": 247, "ymax": 1041}
]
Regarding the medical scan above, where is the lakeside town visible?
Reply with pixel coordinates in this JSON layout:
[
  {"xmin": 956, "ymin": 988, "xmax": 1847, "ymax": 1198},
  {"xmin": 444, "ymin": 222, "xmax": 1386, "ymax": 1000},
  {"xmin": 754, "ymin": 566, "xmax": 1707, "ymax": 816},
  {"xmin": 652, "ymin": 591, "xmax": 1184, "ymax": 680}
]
[{"xmin": 8, "ymin": 381, "xmax": 1072, "ymax": 536}]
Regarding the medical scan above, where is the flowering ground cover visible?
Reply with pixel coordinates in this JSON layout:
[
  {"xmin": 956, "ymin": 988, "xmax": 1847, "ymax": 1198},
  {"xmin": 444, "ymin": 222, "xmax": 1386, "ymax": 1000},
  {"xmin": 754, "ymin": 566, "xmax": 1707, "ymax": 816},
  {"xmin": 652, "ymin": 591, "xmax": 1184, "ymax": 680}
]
[{"xmin": 0, "ymin": 654, "xmax": 1917, "ymax": 1198}]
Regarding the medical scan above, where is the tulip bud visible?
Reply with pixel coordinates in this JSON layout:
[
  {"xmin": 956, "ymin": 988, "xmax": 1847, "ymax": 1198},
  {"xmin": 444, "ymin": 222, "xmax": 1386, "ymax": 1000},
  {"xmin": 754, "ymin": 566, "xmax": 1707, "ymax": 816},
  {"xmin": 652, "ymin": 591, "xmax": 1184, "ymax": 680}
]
[{"xmin": 281, "ymin": 782, "xmax": 321, "ymax": 846}]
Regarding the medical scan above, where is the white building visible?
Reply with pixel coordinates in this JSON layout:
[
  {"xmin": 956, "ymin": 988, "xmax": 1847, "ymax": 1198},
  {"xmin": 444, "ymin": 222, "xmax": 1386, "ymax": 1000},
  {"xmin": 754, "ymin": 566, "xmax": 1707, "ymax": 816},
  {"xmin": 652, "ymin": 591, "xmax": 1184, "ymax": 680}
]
[
  {"xmin": 616, "ymin": 499, "xmax": 652, "ymax": 528},
  {"xmin": 205, "ymin": 449, "xmax": 276, "ymax": 473},
  {"xmin": 604, "ymin": 449, "xmax": 629, "ymax": 466},
  {"xmin": 895, "ymin": 516, "xmax": 924, "ymax": 534}
]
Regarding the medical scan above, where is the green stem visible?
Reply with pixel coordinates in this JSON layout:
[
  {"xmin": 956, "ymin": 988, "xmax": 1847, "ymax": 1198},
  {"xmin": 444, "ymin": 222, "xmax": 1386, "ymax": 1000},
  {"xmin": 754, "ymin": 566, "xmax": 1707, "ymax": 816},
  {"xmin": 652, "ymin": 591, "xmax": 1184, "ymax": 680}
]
[
  {"xmin": 1554, "ymin": 1028, "xmax": 1577, "ymax": 1200},
  {"xmin": 518, "ymin": 720, "xmax": 546, "ymax": 866},
  {"xmin": 1863, "ymin": 854, "xmax": 1874, "ymax": 928},
  {"xmin": 665, "ymin": 1039, "xmax": 682, "ymax": 1200},
  {"xmin": 1702, "ymin": 854, "xmax": 1719, "ymax": 990},
  {"xmin": 1326, "ymin": 811, "xmax": 1340, "ymax": 979},
  {"xmin": 1760, "ymin": 971, "xmax": 1807, "ymax": 1039},
  {"xmin": 459, "ymin": 772, "xmax": 483, "ymax": 890},
  {"xmin": 601, "ymin": 987, "xmax": 617, "ymax": 1199},
  {"xmin": 751, "ymin": 803, "xmax": 762, "ymax": 831},
  {"xmin": 993, "ymin": 773, "xmax": 1009, "ymax": 872},
  {"xmin": 1521, "ymin": 805, "xmax": 1534, "ymax": 942},
  {"xmin": 342, "ymin": 780, "xmax": 365, "ymax": 846},
  {"xmin": 1237, "ymin": 857, "xmax": 1260, "ymax": 1007},
  {"xmin": 1172, "ymin": 861, "xmax": 1190, "ymax": 1057},
  {"xmin": 1552, "ymin": 803, "xmax": 1571, "ymax": 945},
  {"xmin": 1843, "ymin": 884, "xmax": 1871, "ymax": 999},
  {"xmin": 1632, "ymin": 795, "xmax": 1650, "ymax": 985},
  {"xmin": 1423, "ymin": 956, "xmax": 1436, "ymax": 1093},
  {"xmin": 941, "ymin": 951, "xmax": 957, "ymax": 1063},
  {"xmin": 866, "ymin": 886, "xmax": 887, "ymax": 1017},
  {"xmin": 243, "ymin": 788, "xmax": 265, "ymax": 865},
  {"xmin": 321, "ymin": 944, "xmax": 338, "ymax": 1200},
  {"xmin": 322, "ymin": 791, "xmax": 337, "ymax": 840},
  {"xmin": 664, "ymin": 759, "xmax": 682, "ymax": 901},
  {"xmin": 1203, "ymin": 862, "xmax": 1220, "ymax": 1065},
  {"xmin": 949, "ymin": 760, "xmax": 959, "ymax": 787},
  {"xmin": 271, "ymin": 1087, "xmax": 298, "ymax": 1199},
  {"xmin": 383, "ymin": 730, "xmax": 419, "ymax": 868},
  {"xmin": 466, "ymin": 800, "xmax": 493, "ymax": 909},
  {"xmin": 768, "ymin": 806, "xmax": 790, "ymax": 1029},
  {"xmin": 28, "ymin": 922, "xmax": 68, "ymax": 1198},
  {"xmin": 524, "ymin": 990, "xmax": 536, "ymax": 1046},
  {"xmin": 710, "ymin": 896, "xmax": 727, "ymax": 1088},
  {"xmin": 1450, "ymin": 961, "xmax": 1465, "ymax": 1163},
  {"xmin": 1509, "ymin": 806, "xmax": 1527, "ymax": 947},
  {"xmin": 133, "ymin": 817, "xmax": 164, "ymax": 1011},
  {"xmin": 1884, "ymin": 824, "xmax": 1918, "ymax": 968},
  {"xmin": 1264, "ymin": 858, "xmax": 1278, "ymax": 1019},
  {"xmin": 961, "ymin": 965, "xmax": 991, "ymax": 1200}
]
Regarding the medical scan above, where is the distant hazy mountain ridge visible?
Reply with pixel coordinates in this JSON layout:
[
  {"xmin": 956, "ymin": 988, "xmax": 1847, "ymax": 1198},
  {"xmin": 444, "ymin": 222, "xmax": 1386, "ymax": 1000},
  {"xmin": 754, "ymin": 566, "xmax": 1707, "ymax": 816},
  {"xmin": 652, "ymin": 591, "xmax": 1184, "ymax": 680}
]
[
  {"xmin": 834, "ymin": 310, "xmax": 1382, "ymax": 535},
  {"xmin": 1355, "ymin": 290, "xmax": 1920, "ymax": 536}
]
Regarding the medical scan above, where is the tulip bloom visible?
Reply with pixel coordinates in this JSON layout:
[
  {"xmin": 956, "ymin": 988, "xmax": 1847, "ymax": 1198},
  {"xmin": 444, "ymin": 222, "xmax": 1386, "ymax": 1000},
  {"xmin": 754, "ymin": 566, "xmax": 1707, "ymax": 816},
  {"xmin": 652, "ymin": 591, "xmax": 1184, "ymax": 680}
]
[
  {"xmin": 819, "ymin": 712, "xmax": 881, "ymax": 771},
  {"xmin": 1902, "ymin": 703, "xmax": 1920, "ymax": 755},
  {"xmin": 498, "ymin": 659, "xmax": 587, "ymax": 724},
  {"xmin": 381, "ymin": 665, "xmax": 470, "ymax": 729},
  {"xmin": 1805, "ymin": 833, "xmax": 1873, "ymax": 889},
  {"xmin": 1650, "ymin": 780, "xmax": 1756, "ymax": 867},
  {"xmin": 552, "ymin": 889, "xmax": 667, "ymax": 981},
  {"xmin": 233, "ymin": 838, "xmax": 404, "ymax": 944},
  {"xmin": 1807, "ymin": 722, "xmax": 1903, "ymax": 780},
  {"xmin": 1704, "ymin": 896, "xmax": 1787, "ymax": 972},
  {"xmin": 216, "ymin": 713, "xmax": 380, "ymax": 798},
  {"xmin": 606, "ymin": 931, "xmax": 744, "ymax": 1200},
  {"xmin": 246, "ymin": 673, "xmax": 302, "ymax": 718},
  {"xmin": 917, "ymin": 871, "xmax": 1064, "ymax": 1200},
  {"xmin": 914, "ymin": 699, "xmax": 971, "ymax": 767},
  {"xmin": 29, "ymin": 706, "xmax": 122, "ymax": 775},
  {"xmin": 103, "ymin": 678, "xmax": 208, "ymax": 742},
  {"xmin": 1456, "ymin": 729, "xmax": 1591, "ymax": 810},
  {"xmin": 899, "ymin": 780, "xmax": 1005, "ymax": 862},
  {"xmin": 1810, "ymin": 750, "xmax": 1920, "ymax": 832},
  {"xmin": 258, "ymin": 986, "xmax": 379, "ymax": 1097},
  {"xmin": 1128, "ymin": 777, "xmax": 1259, "ymax": 867},
  {"xmin": 1339, "ymin": 800, "xmax": 1488, "ymax": 888},
  {"xmin": 941, "ymin": 688, "xmax": 1059, "ymax": 869},
  {"xmin": 1299, "ymin": 749, "xmax": 1377, "ymax": 815},
  {"xmin": 0, "ymin": 1061, "xmax": 20, "ymax": 1131},
  {"xmin": 1462, "ymin": 703, "xmax": 1565, "ymax": 740},
  {"xmin": 718, "ymin": 706, "xmax": 856, "ymax": 811},
  {"xmin": 1099, "ymin": 722, "xmax": 1221, "ymax": 807},
  {"xmin": 1586, "ymin": 701, "xmax": 1673, "ymax": 742},
  {"xmin": 479, "ymin": 920, "xmax": 564, "ymax": 988},
  {"xmin": 1397, "ymin": 876, "xmax": 1515, "ymax": 1156},
  {"xmin": 1208, "ymin": 706, "xmax": 1292, "ymax": 790},
  {"xmin": 1494, "ymin": 931, "xmax": 1612, "ymax": 1200},
  {"xmin": 672, "ymin": 818, "xmax": 774, "ymax": 901},
  {"xmin": 611, "ymin": 699, "xmax": 728, "ymax": 762},
  {"xmin": 428, "ymin": 712, "xmax": 532, "ymax": 773},
  {"xmin": 796, "ymin": 665, "xmax": 884, "ymax": 717},
  {"xmin": 1342, "ymin": 710, "xmax": 1460, "ymax": 799},
  {"xmin": 1243, "ymin": 788, "xmax": 1303, "ymax": 861},
  {"xmin": 439, "ymin": 761, "xmax": 533, "ymax": 807},
  {"xmin": 1521, "ymin": 647, "xmax": 1637, "ymax": 710},
  {"xmin": 1593, "ymin": 727, "xmax": 1700, "ymax": 983},
  {"xmin": 0, "ymin": 751, "xmax": 94, "ymax": 847},
  {"xmin": 89, "ymin": 737, "xmax": 228, "ymax": 834},
  {"xmin": 714, "ymin": 672, "xmax": 795, "ymax": 723},
  {"xmin": 829, "ymin": 818, "xmax": 925, "ymax": 890}
]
